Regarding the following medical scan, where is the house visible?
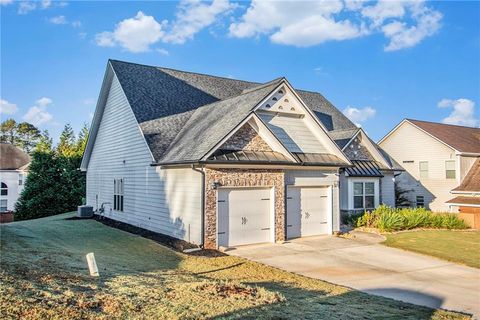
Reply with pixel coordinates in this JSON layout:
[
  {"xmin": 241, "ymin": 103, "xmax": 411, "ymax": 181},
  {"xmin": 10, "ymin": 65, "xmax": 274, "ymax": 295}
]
[
  {"xmin": 379, "ymin": 119, "xmax": 480, "ymax": 212},
  {"xmin": 447, "ymin": 159, "xmax": 480, "ymax": 228},
  {"xmin": 0, "ymin": 143, "xmax": 30, "ymax": 213},
  {"xmin": 81, "ymin": 60, "xmax": 396, "ymax": 249},
  {"xmin": 331, "ymin": 128, "xmax": 402, "ymax": 215}
]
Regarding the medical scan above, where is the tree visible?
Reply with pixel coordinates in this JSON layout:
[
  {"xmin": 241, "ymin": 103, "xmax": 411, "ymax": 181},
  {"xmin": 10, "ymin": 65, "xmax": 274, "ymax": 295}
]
[
  {"xmin": 56, "ymin": 124, "xmax": 76, "ymax": 157},
  {"xmin": 75, "ymin": 123, "xmax": 89, "ymax": 155},
  {"xmin": 14, "ymin": 152, "xmax": 63, "ymax": 220},
  {"xmin": 15, "ymin": 124, "xmax": 88, "ymax": 220},
  {"xmin": 0, "ymin": 118, "xmax": 18, "ymax": 144},
  {"xmin": 35, "ymin": 130, "xmax": 53, "ymax": 153},
  {"xmin": 17, "ymin": 122, "xmax": 41, "ymax": 153},
  {"xmin": 0, "ymin": 119, "xmax": 42, "ymax": 153}
]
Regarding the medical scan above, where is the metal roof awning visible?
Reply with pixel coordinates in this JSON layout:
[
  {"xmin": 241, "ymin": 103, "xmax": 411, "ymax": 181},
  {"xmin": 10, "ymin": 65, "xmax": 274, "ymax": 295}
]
[
  {"xmin": 293, "ymin": 153, "xmax": 349, "ymax": 166},
  {"xmin": 345, "ymin": 160, "xmax": 384, "ymax": 177},
  {"xmin": 208, "ymin": 149, "xmax": 291, "ymax": 164}
]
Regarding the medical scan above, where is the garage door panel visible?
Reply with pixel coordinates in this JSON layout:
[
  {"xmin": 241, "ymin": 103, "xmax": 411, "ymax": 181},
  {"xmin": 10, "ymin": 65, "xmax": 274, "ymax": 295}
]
[
  {"xmin": 217, "ymin": 188, "xmax": 272, "ymax": 247},
  {"xmin": 287, "ymin": 186, "xmax": 329, "ymax": 239}
]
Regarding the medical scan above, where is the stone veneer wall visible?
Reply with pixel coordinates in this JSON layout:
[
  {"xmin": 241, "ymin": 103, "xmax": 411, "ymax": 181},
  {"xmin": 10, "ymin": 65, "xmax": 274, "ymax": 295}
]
[
  {"xmin": 204, "ymin": 168, "xmax": 285, "ymax": 249},
  {"xmin": 219, "ymin": 124, "xmax": 273, "ymax": 152}
]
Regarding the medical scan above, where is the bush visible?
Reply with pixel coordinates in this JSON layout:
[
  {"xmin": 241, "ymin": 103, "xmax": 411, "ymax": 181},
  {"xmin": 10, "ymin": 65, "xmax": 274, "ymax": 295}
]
[
  {"xmin": 354, "ymin": 206, "xmax": 468, "ymax": 232},
  {"xmin": 377, "ymin": 211, "xmax": 405, "ymax": 232}
]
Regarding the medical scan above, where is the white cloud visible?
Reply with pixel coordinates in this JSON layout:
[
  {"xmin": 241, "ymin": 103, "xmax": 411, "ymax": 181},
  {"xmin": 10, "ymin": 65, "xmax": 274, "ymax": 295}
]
[
  {"xmin": 381, "ymin": 6, "xmax": 442, "ymax": 51},
  {"xmin": 343, "ymin": 106, "xmax": 376, "ymax": 126},
  {"xmin": 96, "ymin": 1, "xmax": 234, "ymax": 52},
  {"xmin": 0, "ymin": 99, "xmax": 18, "ymax": 115},
  {"xmin": 438, "ymin": 98, "xmax": 479, "ymax": 127},
  {"xmin": 49, "ymin": 15, "xmax": 67, "ymax": 25},
  {"xmin": 78, "ymin": 32, "xmax": 87, "ymax": 39},
  {"xmin": 23, "ymin": 97, "xmax": 53, "ymax": 126},
  {"xmin": 229, "ymin": 0, "xmax": 441, "ymax": 51},
  {"xmin": 41, "ymin": 0, "xmax": 51, "ymax": 9},
  {"xmin": 0, "ymin": 0, "xmax": 13, "ymax": 6},
  {"xmin": 95, "ymin": 11, "xmax": 165, "ymax": 53},
  {"xmin": 71, "ymin": 20, "xmax": 82, "ymax": 28},
  {"xmin": 361, "ymin": 0, "xmax": 406, "ymax": 27},
  {"xmin": 163, "ymin": 0, "xmax": 235, "ymax": 44},
  {"xmin": 18, "ymin": 1, "xmax": 36, "ymax": 14},
  {"xmin": 156, "ymin": 48, "xmax": 170, "ymax": 56}
]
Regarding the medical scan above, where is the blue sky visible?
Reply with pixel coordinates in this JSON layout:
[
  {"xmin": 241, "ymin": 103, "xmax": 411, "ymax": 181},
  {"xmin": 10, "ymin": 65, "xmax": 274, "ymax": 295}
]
[{"xmin": 1, "ymin": 0, "xmax": 479, "ymax": 142}]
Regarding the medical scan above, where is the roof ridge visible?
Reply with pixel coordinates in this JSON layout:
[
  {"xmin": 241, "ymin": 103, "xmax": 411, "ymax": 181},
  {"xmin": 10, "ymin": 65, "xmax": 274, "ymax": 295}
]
[
  {"xmin": 110, "ymin": 58, "xmax": 264, "ymax": 86},
  {"xmin": 407, "ymin": 118, "xmax": 480, "ymax": 130},
  {"xmin": 241, "ymin": 77, "xmax": 284, "ymax": 94}
]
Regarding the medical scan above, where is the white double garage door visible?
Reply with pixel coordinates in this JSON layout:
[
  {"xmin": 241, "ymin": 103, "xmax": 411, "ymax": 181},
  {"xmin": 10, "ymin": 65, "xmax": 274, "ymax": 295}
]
[{"xmin": 218, "ymin": 186, "xmax": 331, "ymax": 247}]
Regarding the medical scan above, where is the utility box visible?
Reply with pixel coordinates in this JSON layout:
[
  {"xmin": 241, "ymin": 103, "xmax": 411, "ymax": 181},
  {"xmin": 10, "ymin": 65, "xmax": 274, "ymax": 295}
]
[{"xmin": 77, "ymin": 205, "xmax": 94, "ymax": 218}]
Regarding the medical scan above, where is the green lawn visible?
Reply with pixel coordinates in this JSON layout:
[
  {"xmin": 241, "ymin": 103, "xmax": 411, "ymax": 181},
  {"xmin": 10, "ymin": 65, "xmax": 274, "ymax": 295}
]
[
  {"xmin": 383, "ymin": 230, "xmax": 480, "ymax": 268},
  {"xmin": 0, "ymin": 214, "xmax": 469, "ymax": 319}
]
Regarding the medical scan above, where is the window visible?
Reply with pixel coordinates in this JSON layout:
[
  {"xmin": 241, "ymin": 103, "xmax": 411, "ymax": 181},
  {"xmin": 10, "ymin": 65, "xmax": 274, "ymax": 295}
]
[
  {"xmin": 419, "ymin": 161, "xmax": 428, "ymax": 179},
  {"xmin": 113, "ymin": 178, "xmax": 124, "ymax": 211},
  {"xmin": 353, "ymin": 182, "xmax": 375, "ymax": 209},
  {"xmin": 416, "ymin": 196, "xmax": 425, "ymax": 208},
  {"xmin": 0, "ymin": 199, "xmax": 7, "ymax": 212},
  {"xmin": 19, "ymin": 173, "xmax": 24, "ymax": 186},
  {"xmin": 445, "ymin": 161, "xmax": 456, "ymax": 179},
  {"xmin": 0, "ymin": 183, "xmax": 7, "ymax": 196}
]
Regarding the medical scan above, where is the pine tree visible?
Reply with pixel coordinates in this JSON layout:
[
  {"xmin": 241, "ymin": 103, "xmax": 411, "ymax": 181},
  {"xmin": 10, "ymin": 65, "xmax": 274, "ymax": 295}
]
[
  {"xmin": 35, "ymin": 130, "xmax": 54, "ymax": 153},
  {"xmin": 17, "ymin": 122, "xmax": 41, "ymax": 153},
  {"xmin": 57, "ymin": 124, "xmax": 76, "ymax": 157},
  {"xmin": 75, "ymin": 123, "xmax": 89, "ymax": 155}
]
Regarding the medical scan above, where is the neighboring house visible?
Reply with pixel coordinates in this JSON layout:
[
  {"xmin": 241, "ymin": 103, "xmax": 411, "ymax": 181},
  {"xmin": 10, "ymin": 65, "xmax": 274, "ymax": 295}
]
[
  {"xmin": 81, "ymin": 60, "xmax": 396, "ymax": 249},
  {"xmin": 379, "ymin": 119, "xmax": 480, "ymax": 212},
  {"xmin": 0, "ymin": 143, "xmax": 30, "ymax": 212},
  {"xmin": 331, "ymin": 128, "xmax": 402, "ymax": 215},
  {"xmin": 447, "ymin": 159, "xmax": 480, "ymax": 228}
]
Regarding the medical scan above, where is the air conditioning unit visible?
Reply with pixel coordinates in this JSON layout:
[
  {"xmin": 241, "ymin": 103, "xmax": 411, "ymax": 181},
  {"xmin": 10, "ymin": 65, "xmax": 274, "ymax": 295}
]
[{"xmin": 77, "ymin": 205, "xmax": 94, "ymax": 218}]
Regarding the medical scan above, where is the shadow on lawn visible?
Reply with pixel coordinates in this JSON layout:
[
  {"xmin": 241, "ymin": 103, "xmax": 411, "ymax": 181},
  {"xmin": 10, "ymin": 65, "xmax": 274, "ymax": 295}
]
[{"xmin": 213, "ymin": 282, "xmax": 448, "ymax": 320}]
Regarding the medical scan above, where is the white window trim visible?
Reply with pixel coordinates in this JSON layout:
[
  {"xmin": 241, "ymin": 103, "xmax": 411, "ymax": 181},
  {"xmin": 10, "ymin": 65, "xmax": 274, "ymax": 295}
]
[
  {"xmin": 347, "ymin": 178, "xmax": 379, "ymax": 210},
  {"xmin": 419, "ymin": 161, "xmax": 429, "ymax": 179},
  {"xmin": 445, "ymin": 160, "xmax": 456, "ymax": 179},
  {"xmin": 0, "ymin": 199, "xmax": 7, "ymax": 212},
  {"xmin": 113, "ymin": 178, "xmax": 124, "ymax": 212}
]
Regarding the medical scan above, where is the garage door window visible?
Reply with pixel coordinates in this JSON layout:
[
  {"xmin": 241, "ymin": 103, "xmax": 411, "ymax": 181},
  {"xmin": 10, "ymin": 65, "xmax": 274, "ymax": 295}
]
[{"xmin": 353, "ymin": 182, "xmax": 375, "ymax": 210}]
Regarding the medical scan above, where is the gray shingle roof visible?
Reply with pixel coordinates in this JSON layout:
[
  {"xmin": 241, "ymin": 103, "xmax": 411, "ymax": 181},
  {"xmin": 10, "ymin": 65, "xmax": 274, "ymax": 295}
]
[
  {"xmin": 109, "ymin": 60, "xmax": 359, "ymax": 164},
  {"xmin": 160, "ymin": 81, "xmax": 282, "ymax": 163}
]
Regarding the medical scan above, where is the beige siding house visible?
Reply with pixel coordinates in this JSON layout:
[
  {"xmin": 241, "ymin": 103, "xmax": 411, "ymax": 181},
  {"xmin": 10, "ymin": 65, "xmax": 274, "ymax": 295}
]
[{"xmin": 379, "ymin": 119, "xmax": 480, "ymax": 212}]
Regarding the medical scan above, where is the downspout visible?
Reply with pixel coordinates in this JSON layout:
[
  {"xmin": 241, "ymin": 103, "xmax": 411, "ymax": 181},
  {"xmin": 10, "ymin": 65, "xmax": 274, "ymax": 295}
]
[{"xmin": 192, "ymin": 164, "xmax": 205, "ymax": 248}]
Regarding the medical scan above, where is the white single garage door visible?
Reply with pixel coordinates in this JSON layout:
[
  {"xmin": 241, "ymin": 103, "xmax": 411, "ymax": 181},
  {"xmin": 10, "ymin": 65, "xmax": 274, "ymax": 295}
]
[
  {"xmin": 286, "ymin": 186, "xmax": 329, "ymax": 239},
  {"xmin": 217, "ymin": 188, "xmax": 271, "ymax": 247}
]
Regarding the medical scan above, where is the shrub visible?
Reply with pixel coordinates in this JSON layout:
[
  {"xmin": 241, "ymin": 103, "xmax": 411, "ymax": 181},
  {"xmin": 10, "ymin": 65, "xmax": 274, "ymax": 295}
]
[
  {"xmin": 377, "ymin": 211, "xmax": 405, "ymax": 232},
  {"xmin": 401, "ymin": 207, "xmax": 431, "ymax": 230},
  {"xmin": 354, "ymin": 206, "xmax": 468, "ymax": 232}
]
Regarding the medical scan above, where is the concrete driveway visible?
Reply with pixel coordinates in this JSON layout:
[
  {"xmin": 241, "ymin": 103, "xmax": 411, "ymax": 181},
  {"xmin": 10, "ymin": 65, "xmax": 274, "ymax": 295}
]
[{"xmin": 227, "ymin": 233, "xmax": 480, "ymax": 318}]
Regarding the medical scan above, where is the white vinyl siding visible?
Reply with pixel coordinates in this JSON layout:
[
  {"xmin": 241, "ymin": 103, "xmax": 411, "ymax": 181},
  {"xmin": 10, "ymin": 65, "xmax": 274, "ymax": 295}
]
[
  {"xmin": 380, "ymin": 173, "xmax": 395, "ymax": 207},
  {"xmin": 379, "ymin": 121, "xmax": 461, "ymax": 212},
  {"xmin": 258, "ymin": 113, "xmax": 329, "ymax": 153},
  {"xmin": 86, "ymin": 74, "xmax": 203, "ymax": 244},
  {"xmin": 0, "ymin": 171, "xmax": 23, "ymax": 211}
]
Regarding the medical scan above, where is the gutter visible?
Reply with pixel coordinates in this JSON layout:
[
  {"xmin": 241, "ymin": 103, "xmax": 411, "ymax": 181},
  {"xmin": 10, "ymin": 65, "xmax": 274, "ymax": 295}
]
[
  {"xmin": 191, "ymin": 164, "xmax": 205, "ymax": 248},
  {"xmin": 152, "ymin": 160, "xmax": 353, "ymax": 168}
]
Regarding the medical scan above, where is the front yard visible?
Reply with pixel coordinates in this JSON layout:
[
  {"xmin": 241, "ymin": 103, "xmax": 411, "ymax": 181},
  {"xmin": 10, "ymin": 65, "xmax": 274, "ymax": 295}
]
[
  {"xmin": 383, "ymin": 230, "xmax": 480, "ymax": 269},
  {"xmin": 0, "ymin": 213, "xmax": 469, "ymax": 319}
]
